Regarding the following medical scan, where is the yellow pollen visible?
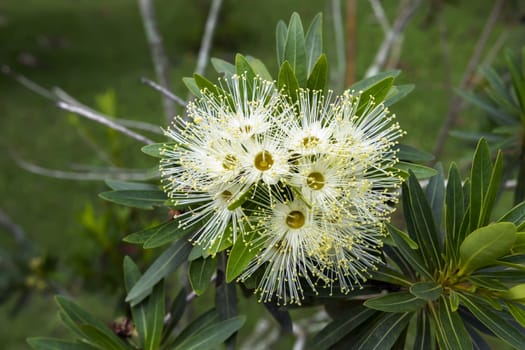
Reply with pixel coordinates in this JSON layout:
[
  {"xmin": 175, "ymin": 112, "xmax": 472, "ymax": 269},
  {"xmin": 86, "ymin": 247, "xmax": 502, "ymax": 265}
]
[
  {"xmin": 221, "ymin": 190, "xmax": 233, "ymax": 200},
  {"xmin": 254, "ymin": 151, "xmax": 274, "ymax": 171},
  {"xmin": 302, "ymin": 136, "xmax": 320, "ymax": 148},
  {"xmin": 307, "ymin": 172, "xmax": 325, "ymax": 190},
  {"xmin": 240, "ymin": 125, "xmax": 252, "ymax": 133},
  {"xmin": 222, "ymin": 154, "xmax": 238, "ymax": 170},
  {"xmin": 286, "ymin": 210, "xmax": 305, "ymax": 229}
]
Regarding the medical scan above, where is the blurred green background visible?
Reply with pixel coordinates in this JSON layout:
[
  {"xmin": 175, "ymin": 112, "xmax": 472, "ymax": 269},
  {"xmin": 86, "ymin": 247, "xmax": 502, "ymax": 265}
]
[{"xmin": 0, "ymin": 0, "xmax": 524, "ymax": 348}]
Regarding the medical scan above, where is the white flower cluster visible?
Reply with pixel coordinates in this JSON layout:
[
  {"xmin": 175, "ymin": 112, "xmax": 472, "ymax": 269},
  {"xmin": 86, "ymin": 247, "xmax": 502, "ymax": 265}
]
[{"xmin": 160, "ymin": 75, "xmax": 405, "ymax": 305}]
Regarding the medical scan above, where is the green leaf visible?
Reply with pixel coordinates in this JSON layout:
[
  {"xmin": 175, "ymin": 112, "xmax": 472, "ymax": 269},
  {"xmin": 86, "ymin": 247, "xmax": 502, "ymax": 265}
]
[
  {"xmin": 350, "ymin": 70, "xmax": 400, "ymax": 92},
  {"xmin": 141, "ymin": 143, "xmax": 168, "ymax": 159},
  {"xmin": 55, "ymin": 296, "xmax": 129, "ymax": 350},
  {"xmin": 275, "ymin": 20, "xmax": 287, "ymax": 67},
  {"xmin": 364, "ymin": 291, "xmax": 426, "ymax": 312},
  {"xmin": 504, "ymin": 283, "xmax": 525, "ymax": 301},
  {"xmin": 396, "ymin": 144, "xmax": 435, "ymax": 162},
  {"xmin": 371, "ymin": 265, "xmax": 413, "ymax": 287},
  {"xmin": 311, "ymin": 306, "xmax": 376, "ymax": 350},
  {"xmin": 226, "ymin": 231, "xmax": 260, "ymax": 282},
  {"xmin": 189, "ymin": 257, "xmax": 217, "ymax": 295},
  {"xmin": 409, "ymin": 281, "xmax": 442, "ymax": 301},
  {"xmin": 173, "ymin": 316, "xmax": 246, "ymax": 350},
  {"xmin": 126, "ymin": 239, "xmax": 192, "ymax": 305},
  {"xmin": 479, "ymin": 151, "xmax": 503, "ymax": 227},
  {"xmin": 445, "ymin": 163, "xmax": 465, "ymax": 262},
  {"xmin": 217, "ymin": 254, "xmax": 238, "ymax": 321},
  {"xmin": 123, "ymin": 220, "xmax": 182, "ymax": 246},
  {"xmin": 395, "ymin": 161, "xmax": 438, "ymax": 179},
  {"xmin": 306, "ymin": 54, "xmax": 327, "ymax": 91},
  {"xmin": 459, "ymin": 222, "xmax": 517, "ymax": 276},
  {"xmin": 105, "ymin": 180, "xmax": 158, "ymax": 191},
  {"xmin": 235, "ymin": 54, "xmax": 256, "ymax": 94},
  {"xmin": 143, "ymin": 281, "xmax": 165, "ymax": 350},
  {"xmin": 98, "ymin": 190, "xmax": 167, "ymax": 210},
  {"xmin": 499, "ymin": 201, "xmax": 525, "ymax": 231},
  {"xmin": 182, "ymin": 77, "xmax": 201, "ymax": 97},
  {"xmin": 387, "ymin": 227, "xmax": 419, "ymax": 249},
  {"xmin": 27, "ymin": 338, "xmax": 96, "ymax": 350},
  {"xmin": 123, "ymin": 257, "xmax": 147, "ymax": 348},
  {"xmin": 467, "ymin": 275, "xmax": 507, "ymax": 291},
  {"xmin": 413, "ymin": 311, "xmax": 432, "ymax": 350},
  {"xmin": 459, "ymin": 293, "xmax": 525, "ymax": 349},
  {"xmin": 469, "ymin": 139, "xmax": 493, "ymax": 232},
  {"xmin": 513, "ymin": 232, "xmax": 525, "ymax": 253},
  {"xmin": 304, "ymin": 13, "xmax": 322, "ymax": 74},
  {"xmin": 384, "ymin": 84, "xmax": 414, "ymax": 107},
  {"xmin": 425, "ymin": 163, "xmax": 445, "ymax": 238},
  {"xmin": 505, "ymin": 48, "xmax": 525, "ymax": 113},
  {"xmin": 211, "ymin": 57, "xmax": 235, "ymax": 78},
  {"xmin": 433, "ymin": 297, "xmax": 472, "ymax": 350},
  {"xmin": 278, "ymin": 61, "xmax": 300, "ymax": 102},
  {"xmin": 283, "ymin": 12, "xmax": 307, "ymax": 86},
  {"xmin": 506, "ymin": 302, "xmax": 525, "ymax": 328},
  {"xmin": 456, "ymin": 89, "xmax": 517, "ymax": 125},
  {"xmin": 143, "ymin": 219, "xmax": 191, "ymax": 249},
  {"xmin": 245, "ymin": 56, "xmax": 273, "ymax": 81},
  {"xmin": 263, "ymin": 303, "xmax": 292, "ymax": 333},
  {"xmin": 353, "ymin": 312, "xmax": 412, "ymax": 350},
  {"xmin": 171, "ymin": 309, "xmax": 219, "ymax": 348},
  {"xmin": 356, "ymin": 77, "xmax": 394, "ymax": 115},
  {"xmin": 388, "ymin": 225, "xmax": 433, "ymax": 279},
  {"xmin": 403, "ymin": 171, "xmax": 443, "ymax": 271},
  {"xmin": 162, "ymin": 289, "xmax": 187, "ymax": 343}
]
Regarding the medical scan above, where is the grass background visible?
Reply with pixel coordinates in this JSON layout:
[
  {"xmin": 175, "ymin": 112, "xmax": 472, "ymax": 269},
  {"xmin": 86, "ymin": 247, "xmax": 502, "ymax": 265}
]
[{"xmin": 0, "ymin": 0, "xmax": 524, "ymax": 348}]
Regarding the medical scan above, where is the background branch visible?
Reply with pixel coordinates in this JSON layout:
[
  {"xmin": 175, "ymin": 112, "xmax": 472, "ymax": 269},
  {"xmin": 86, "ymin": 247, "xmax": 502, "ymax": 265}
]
[{"xmin": 195, "ymin": 0, "xmax": 223, "ymax": 76}]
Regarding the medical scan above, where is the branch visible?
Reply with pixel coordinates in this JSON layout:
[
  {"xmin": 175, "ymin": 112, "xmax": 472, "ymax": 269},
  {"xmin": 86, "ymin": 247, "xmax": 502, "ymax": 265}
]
[
  {"xmin": 195, "ymin": 0, "xmax": 223, "ymax": 76},
  {"xmin": 368, "ymin": 0, "xmax": 391, "ymax": 34},
  {"xmin": 141, "ymin": 77, "xmax": 187, "ymax": 107},
  {"xmin": 365, "ymin": 0, "xmax": 422, "ymax": 77},
  {"xmin": 331, "ymin": 0, "xmax": 346, "ymax": 91},
  {"xmin": 138, "ymin": 0, "xmax": 176, "ymax": 122},
  {"xmin": 345, "ymin": 0, "xmax": 358, "ymax": 86},
  {"xmin": 57, "ymin": 102, "xmax": 154, "ymax": 144},
  {"xmin": 0, "ymin": 209, "xmax": 26, "ymax": 244},
  {"xmin": 431, "ymin": 0, "xmax": 505, "ymax": 162}
]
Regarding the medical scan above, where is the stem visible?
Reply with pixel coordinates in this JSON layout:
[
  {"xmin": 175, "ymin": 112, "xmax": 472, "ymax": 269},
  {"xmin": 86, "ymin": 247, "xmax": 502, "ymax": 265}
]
[
  {"xmin": 195, "ymin": 0, "xmax": 223, "ymax": 76},
  {"xmin": 344, "ymin": 0, "xmax": 357, "ymax": 86},
  {"xmin": 331, "ymin": 0, "xmax": 346, "ymax": 91}
]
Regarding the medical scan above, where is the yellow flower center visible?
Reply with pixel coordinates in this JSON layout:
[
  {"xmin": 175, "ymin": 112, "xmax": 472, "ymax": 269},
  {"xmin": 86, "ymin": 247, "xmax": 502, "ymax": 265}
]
[
  {"xmin": 221, "ymin": 190, "xmax": 233, "ymax": 200},
  {"xmin": 302, "ymin": 136, "xmax": 320, "ymax": 148},
  {"xmin": 307, "ymin": 172, "xmax": 325, "ymax": 190},
  {"xmin": 222, "ymin": 154, "xmax": 238, "ymax": 170},
  {"xmin": 286, "ymin": 210, "xmax": 306, "ymax": 229},
  {"xmin": 254, "ymin": 150, "xmax": 274, "ymax": 171}
]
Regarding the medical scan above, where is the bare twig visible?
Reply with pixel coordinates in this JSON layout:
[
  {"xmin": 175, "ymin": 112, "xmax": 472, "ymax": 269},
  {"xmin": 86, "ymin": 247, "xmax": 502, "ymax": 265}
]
[
  {"xmin": 331, "ymin": 0, "xmax": 346, "ymax": 91},
  {"xmin": 368, "ymin": 0, "xmax": 391, "ymax": 34},
  {"xmin": 437, "ymin": 4, "xmax": 453, "ymax": 101},
  {"xmin": 365, "ymin": 0, "xmax": 422, "ymax": 77},
  {"xmin": 431, "ymin": 0, "xmax": 505, "ymax": 162},
  {"xmin": 141, "ymin": 77, "xmax": 187, "ymax": 107},
  {"xmin": 345, "ymin": 0, "xmax": 357, "ymax": 86},
  {"xmin": 2, "ymin": 64, "xmax": 57, "ymax": 101},
  {"xmin": 10, "ymin": 150, "xmax": 157, "ymax": 181},
  {"xmin": 195, "ymin": 0, "xmax": 223, "ymax": 76},
  {"xmin": 57, "ymin": 102, "xmax": 154, "ymax": 144},
  {"xmin": 0, "ymin": 209, "xmax": 26, "ymax": 243},
  {"xmin": 138, "ymin": 0, "xmax": 176, "ymax": 122}
]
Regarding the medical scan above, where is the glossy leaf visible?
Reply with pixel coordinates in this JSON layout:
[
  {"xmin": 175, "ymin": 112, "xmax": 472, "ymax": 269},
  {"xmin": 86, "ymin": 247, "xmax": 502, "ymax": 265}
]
[
  {"xmin": 425, "ymin": 163, "xmax": 445, "ymax": 240},
  {"xmin": 143, "ymin": 219, "xmax": 190, "ymax": 249},
  {"xmin": 434, "ymin": 297, "xmax": 472, "ymax": 350},
  {"xmin": 396, "ymin": 144, "xmax": 435, "ymax": 162},
  {"xmin": 459, "ymin": 293, "xmax": 525, "ymax": 349},
  {"xmin": 171, "ymin": 309, "xmax": 220, "ymax": 348},
  {"xmin": 505, "ymin": 48, "xmax": 525, "ymax": 113},
  {"xmin": 353, "ymin": 312, "xmax": 412, "ymax": 350},
  {"xmin": 388, "ymin": 225, "xmax": 433, "ymax": 279},
  {"xmin": 459, "ymin": 222, "xmax": 517, "ymax": 276},
  {"xmin": 235, "ymin": 54, "xmax": 256, "ymax": 94},
  {"xmin": 193, "ymin": 74, "xmax": 222, "ymax": 98},
  {"xmin": 445, "ymin": 163, "xmax": 465, "ymax": 262},
  {"xmin": 311, "ymin": 305, "xmax": 376, "ymax": 350},
  {"xmin": 98, "ymin": 190, "xmax": 167, "ymax": 210},
  {"xmin": 123, "ymin": 257, "xmax": 147, "ymax": 347},
  {"xmin": 275, "ymin": 20, "xmax": 287, "ymax": 66},
  {"xmin": 499, "ymin": 201, "xmax": 525, "ymax": 231},
  {"xmin": 141, "ymin": 143, "xmax": 168, "ymax": 159},
  {"xmin": 384, "ymin": 84, "xmax": 414, "ymax": 107},
  {"xmin": 226, "ymin": 231, "xmax": 260, "ymax": 282},
  {"xmin": 371, "ymin": 265, "xmax": 413, "ymax": 287},
  {"xmin": 478, "ymin": 151, "xmax": 503, "ymax": 227},
  {"xmin": 409, "ymin": 281, "xmax": 442, "ymax": 301},
  {"xmin": 304, "ymin": 13, "xmax": 322, "ymax": 74},
  {"xmin": 283, "ymin": 12, "xmax": 307, "ymax": 86},
  {"xmin": 413, "ymin": 311, "xmax": 432, "ymax": 350},
  {"xmin": 144, "ymin": 281, "xmax": 165, "ymax": 350},
  {"xmin": 306, "ymin": 54, "xmax": 327, "ymax": 91},
  {"xmin": 27, "ymin": 338, "xmax": 96, "ymax": 350},
  {"xmin": 126, "ymin": 239, "xmax": 192, "ymax": 305},
  {"xmin": 189, "ymin": 257, "xmax": 217, "ymax": 295},
  {"xmin": 356, "ymin": 77, "xmax": 394, "ymax": 115},
  {"xmin": 364, "ymin": 292, "xmax": 426, "ymax": 312},
  {"xmin": 182, "ymin": 77, "xmax": 201, "ymax": 97},
  {"xmin": 350, "ymin": 70, "xmax": 400, "ymax": 92},
  {"xmin": 506, "ymin": 302, "xmax": 525, "ymax": 328},
  {"xmin": 395, "ymin": 161, "xmax": 438, "ymax": 179},
  {"xmin": 124, "ymin": 220, "xmax": 180, "ymax": 246},
  {"xmin": 467, "ymin": 275, "xmax": 507, "ymax": 291},
  {"xmin": 278, "ymin": 61, "xmax": 299, "ymax": 102},
  {"xmin": 173, "ymin": 316, "xmax": 246, "ymax": 350},
  {"xmin": 245, "ymin": 56, "xmax": 273, "ymax": 81},
  {"xmin": 211, "ymin": 57, "xmax": 235, "ymax": 78},
  {"xmin": 77, "ymin": 324, "xmax": 131, "ymax": 350},
  {"xmin": 469, "ymin": 139, "xmax": 493, "ymax": 232},
  {"xmin": 505, "ymin": 284, "xmax": 525, "ymax": 301}
]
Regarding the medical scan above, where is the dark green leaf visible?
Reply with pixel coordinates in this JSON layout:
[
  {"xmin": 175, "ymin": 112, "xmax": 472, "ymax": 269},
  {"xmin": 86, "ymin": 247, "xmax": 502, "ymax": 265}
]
[
  {"xmin": 395, "ymin": 161, "xmax": 438, "ymax": 179},
  {"xmin": 505, "ymin": 48, "xmax": 525, "ymax": 113},
  {"xmin": 123, "ymin": 220, "xmax": 179, "ymax": 246},
  {"xmin": 371, "ymin": 265, "xmax": 413, "ymax": 287},
  {"xmin": 478, "ymin": 151, "xmax": 503, "ymax": 227},
  {"xmin": 98, "ymin": 190, "xmax": 167, "ymax": 210},
  {"xmin": 409, "ymin": 281, "xmax": 442, "ymax": 301},
  {"xmin": 275, "ymin": 20, "xmax": 287, "ymax": 67},
  {"xmin": 216, "ymin": 255, "xmax": 237, "ymax": 321},
  {"xmin": 77, "ymin": 324, "xmax": 131, "ymax": 350},
  {"xmin": 353, "ymin": 312, "xmax": 412, "ymax": 350},
  {"xmin": 467, "ymin": 275, "xmax": 507, "ymax": 291},
  {"xmin": 472, "ymin": 269, "xmax": 525, "ymax": 284},
  {"xmin": 235, "ymin": 54, "xmax": 256, "ymax": 94},
  {"xmin": 173, "ymin": 316, "xmax": 246, "ymax": 350},
  {"xmin": 388, "ymin": 225, "xmax": 433, "ymax": 279},
  {"xmin": 193, "ymin": 73, "xmax": 223, "ymax": 98},
  {"xmin": 126, "ymin": 239, "xmax": 192, "ymax": 305},
  {"xmin": 277, "ymin": 61, "xmax": 300, "ymax": 102},
  {"xmin": 123, "ymin": 257, "xmax": 147, "ymax": 347},
  {"xmin": 456, "ymin": 89, "xmax": 517, "ymax": 125},
  {"xmin": 211, "ymin": 57, "xmax": 235, "ymax": 78},
  {"xmin": 143, "ymin": 219, "xmax": 191, "ymax": 249},
  {"xmin": 189, "ymin": 257, "xmax": 217, "ymax": 295},
  {"xmin": 144, "ymin": 281, "xmax": 164, "ymax": 350},
  {"xmin": 446, "ymin": 163, "xmax": 465, "ymax": 262},
  {"xmin": 306, "ymin": 54, "xmax": 327, "ymax": 91},
  {"xmin": 304, "ymin": 13, "xmax": 322, "ymax": 74},
  {"xmin": 364, "ymin": 292, "xmax": 426, "ymax": 313},
  {"xmin": 384, "ymin": 84, "xmax": 414, "ymax": 107},
  {"xmin": 459, "ymin": 222, "xmax": 517, "ymax": 276},
  {"xmin": 459, "ymin": 293, "xmax": 525, "ymax": 349},
  {"xmin": 27, "ymin": 338, "xmax": 96, "ymax": 350},
  {"xmin": 350, "ymin": 70, "xmax": 400, "ymax": 92},
  {"xmin": 263, "ymin": 303, "xmax": 292, "ymax": 333},
  {"xmin": 413, "ymin": 311, "xmax": 432, "ymax": 350},
  {"xmin": 171, "ymin": 309, "xmax": 219, "ymax": 348},
  {"xmin": 283, "ymin": 12, "xmax": 307, "ymax": 86},
  {"xmin": 396, "ymin": 144, "xmax": 434, "ymax": 162},
  {"xmin": 226, "ymin": 231, "xmax": 260, "ymax": 282},
  {"xmin": 469, "ymin": 139, "xmax": 493, "ymax": 232},
  {"xmin": 499, "ymin": 201, "xmax": 525, "ymax": 231},
  {"xmin": 387, "ymin": 226, "xmax": 419, "ymax": 249},
  {"xmin": 162, "ymin": 289, "xmax": 187, "ymax": 342},
  {"xmin": 433, "ymin": 297, "xmax": 472, "ymax": 350},
  {"xmin": 311, "ymin": 305, "xmax": 376, "ymax": 350},
  {"xmin": 356, "ymin": 77, "xmax": 394, "ymax": 115},
  {"xmin": 105, "ymin": 180, "xmax": 158, "ymax": 191},
  {"xmin": 425, "ymin": 163, "xmax": 445, "ymax": 239},
  {"xmin": 182, "ymin": 77, "xmax": 201, "ymax": 97},
  {"xmin": 505, "ymin": 301, "xmax": 525, "ymax": 328},
  {"xmin": 404, "ymin": 171, "xmax": 443, "ymax": 271}
]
